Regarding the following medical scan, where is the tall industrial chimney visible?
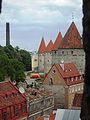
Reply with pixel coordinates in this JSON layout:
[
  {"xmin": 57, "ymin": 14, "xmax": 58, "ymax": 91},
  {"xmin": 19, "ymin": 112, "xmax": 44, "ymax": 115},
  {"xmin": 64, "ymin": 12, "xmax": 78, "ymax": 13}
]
[{"xmin": 6, "ymin": 22, "xmax": 10, "ymax": 46}]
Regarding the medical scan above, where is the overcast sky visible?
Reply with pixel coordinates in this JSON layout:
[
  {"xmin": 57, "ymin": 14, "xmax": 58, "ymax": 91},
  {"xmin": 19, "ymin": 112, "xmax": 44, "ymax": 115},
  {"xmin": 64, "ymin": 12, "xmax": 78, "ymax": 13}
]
[{"xmin": 0, "ymin": 0, "xmax": 83, "ymax": 52}]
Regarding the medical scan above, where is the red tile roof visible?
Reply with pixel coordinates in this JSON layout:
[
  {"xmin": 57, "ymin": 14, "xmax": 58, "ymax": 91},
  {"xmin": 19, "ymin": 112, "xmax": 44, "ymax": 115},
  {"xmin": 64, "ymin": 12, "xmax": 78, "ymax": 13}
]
[
  {"xmin": 53, "ymin": 32, "xmax": 62, "ymax": 51},
  {"xmin": 31, "ymin": 74, "xmax": 40, "ymax": 79},
  {"xmin": 0, "ymin": 81, "xmax": 26, "ymax": 109},
  {"xmin": 59, "ymin": 22, "xmax": 83, "ymax": 48},
  {"xmin": 38, "ymin": 37, "xmax": 46, "ymax": 53},
  {"xmin": 46, "ymin": 40, "xmax": 54, "ymax": 52},
  {"xmin": 72, "ymin": 93, "xmax": 83, "ymax": 108},
  {"xmin": 36, "ymin": 114, "xmax": 55, "ymax": 120},
  {"xmin": 55, "ymin": 63, "xmax": 84, "ymax": 86}
]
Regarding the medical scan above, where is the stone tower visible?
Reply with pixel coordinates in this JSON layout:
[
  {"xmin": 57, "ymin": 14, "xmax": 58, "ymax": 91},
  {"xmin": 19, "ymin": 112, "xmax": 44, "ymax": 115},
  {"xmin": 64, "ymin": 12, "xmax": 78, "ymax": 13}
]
[
  {"xmin": 38, "ymin": 37, "xmax": 46, "ymax": 72},
  {"xmin": 6, "ymin": 22, "xmax": 10, "ymax": 46}
]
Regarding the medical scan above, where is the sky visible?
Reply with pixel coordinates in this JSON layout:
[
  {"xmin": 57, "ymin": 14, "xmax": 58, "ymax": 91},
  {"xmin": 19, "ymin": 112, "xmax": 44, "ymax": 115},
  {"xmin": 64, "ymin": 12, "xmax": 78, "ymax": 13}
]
[{"xmin": 0, "ymin": 0, "xmax": 83, "ymax": 52}]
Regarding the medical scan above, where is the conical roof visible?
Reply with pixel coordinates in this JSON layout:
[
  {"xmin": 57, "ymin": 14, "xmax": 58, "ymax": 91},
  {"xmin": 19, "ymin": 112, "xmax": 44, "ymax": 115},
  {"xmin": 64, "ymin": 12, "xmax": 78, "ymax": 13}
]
[
  {"xmin": 38, "ymin": 37, "xmax": 46, "ymax": 53},
  {"xmin": 53, "ymin": 32, "xmax": 62, "ymax": 50},
  {"xmin": 60, "ymin": 22, "xmax": 83, "ymax": 48},
  {"xmin": 46, "ymin": 40, "xmax": 54, "ymax": 52}
]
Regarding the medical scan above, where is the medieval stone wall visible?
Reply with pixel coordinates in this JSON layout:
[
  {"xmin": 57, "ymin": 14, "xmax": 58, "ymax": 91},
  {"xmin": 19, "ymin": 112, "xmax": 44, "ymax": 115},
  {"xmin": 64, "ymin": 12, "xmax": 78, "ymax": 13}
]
[
  {"xmin": 44, "ymin": 52, "xmax": 53, "ymax": 73},
  {"xmin": 52, "ymin": 48, "xmax": 85, "ymax": 74},
  {"xmin": 38, "ymin": 54, "xmax": 45, "ymax": 72}
]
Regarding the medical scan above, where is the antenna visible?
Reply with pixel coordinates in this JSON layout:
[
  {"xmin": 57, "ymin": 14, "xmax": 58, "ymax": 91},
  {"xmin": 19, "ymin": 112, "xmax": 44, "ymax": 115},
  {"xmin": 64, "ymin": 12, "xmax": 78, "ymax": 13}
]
[
  {"xmin": 19, "ymin": 87, "xmax": 25, "ymax": 94},
  {"xmin": 12, "ymin": 80, "xmax": 16, "ymax": 85},
  {"xmin": 72, "ymin": 12, "xmax": 74, "ymax": 22}
]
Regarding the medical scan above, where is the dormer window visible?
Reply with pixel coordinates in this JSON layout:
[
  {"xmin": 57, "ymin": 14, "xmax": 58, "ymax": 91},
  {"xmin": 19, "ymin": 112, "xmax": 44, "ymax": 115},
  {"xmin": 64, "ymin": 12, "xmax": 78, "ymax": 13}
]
[
  {"xmin": 76, "ymin": 77, "xmax": 78, "ymax": 81},
  {"xmin": 69, "ymin": 69, "xmax": 71, "ymax": 71},
  {"xmin": 65, "ymin": 70, "xmax": 68, "ymax": 72},
  {"xmin": 71, "ymin": 78, "xmax": 74, "ymax": 81}
]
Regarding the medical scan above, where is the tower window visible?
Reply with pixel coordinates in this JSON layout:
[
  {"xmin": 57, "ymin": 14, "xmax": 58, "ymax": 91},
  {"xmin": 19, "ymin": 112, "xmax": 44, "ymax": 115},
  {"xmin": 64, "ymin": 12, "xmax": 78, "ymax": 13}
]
[
  {"xmin": 34, "ymin": 59, "xmax": 37, "ymax": 61},
  {"xmin": 62, "ymin": 51, "xmax": 64, "ymax": 54},
  {"xmin": 71, "ymin": 51, "xmax": 73, "ymax": 54}
]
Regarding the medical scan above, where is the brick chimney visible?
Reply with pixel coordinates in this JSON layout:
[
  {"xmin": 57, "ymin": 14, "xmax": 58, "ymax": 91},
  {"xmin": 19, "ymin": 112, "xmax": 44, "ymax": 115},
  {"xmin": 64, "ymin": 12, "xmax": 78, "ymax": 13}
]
[{"xmin": 6, "ymin": 22, "xmax": 10, "ymax": 46}]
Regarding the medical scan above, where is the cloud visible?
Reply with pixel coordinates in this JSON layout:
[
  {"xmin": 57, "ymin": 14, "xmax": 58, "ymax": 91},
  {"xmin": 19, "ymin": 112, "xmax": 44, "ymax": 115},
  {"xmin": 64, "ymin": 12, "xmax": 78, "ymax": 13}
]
[{"xmin": 1, "ymin": 0, "xmax": 82, "ymax": 24}]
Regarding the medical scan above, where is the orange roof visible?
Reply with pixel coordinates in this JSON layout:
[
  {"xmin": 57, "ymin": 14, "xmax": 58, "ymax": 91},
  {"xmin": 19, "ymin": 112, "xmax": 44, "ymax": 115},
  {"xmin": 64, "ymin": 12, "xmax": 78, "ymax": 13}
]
[
  {"xmin": 36, "ymin": 114, "xmax": 55, "ymax": 120},
  {"xmin": 72, "ymin": 93, "xmax": 83, "ymax": 108},
  {"xmin": 46, "ymin": 40, "xmax": 54, "ymax": 52},
  {"xmin": 53, "ymin": 32, "xmax": 62, "ymax": 51},
  {"xmin": 31, "ymin": 74, "xmax": 40, "ymax": 79},
  {"xmin": 60, "ymin": 22, "xmax": 83, "ymax": 48},
  {"xmin": 0, "ymin": 81, "xmax": 26, "ymax": 109},
  {"xmin": 55, "ymin": 63, "xmax": 84, "ymax": 86},
  {"xmin": 55, "ymin": 63, "xmax": 80, "ymax": 78},
  {"xmin": 38, "ymin": 37, "xmax": 46, "ymax": 53}
]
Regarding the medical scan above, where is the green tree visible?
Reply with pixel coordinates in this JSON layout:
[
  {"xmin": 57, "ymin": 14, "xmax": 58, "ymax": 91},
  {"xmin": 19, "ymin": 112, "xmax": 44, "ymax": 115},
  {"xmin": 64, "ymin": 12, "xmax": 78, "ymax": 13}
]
[
  {"xmin": 0, "ymin": 54, "xmax": 9, "ymax": 81},
  {"xmin": 8, "ymin": 59, "xmax": 25, "ymax": 82},
  {"xmin": 19, "ymin": 49, "xmax": 31, "ymax": 71}
]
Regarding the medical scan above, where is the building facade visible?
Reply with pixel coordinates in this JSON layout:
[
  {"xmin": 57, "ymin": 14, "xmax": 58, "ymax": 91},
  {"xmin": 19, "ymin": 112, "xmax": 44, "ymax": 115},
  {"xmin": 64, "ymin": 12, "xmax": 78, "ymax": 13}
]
[
  {"xmin": 43, "ymin": 63, "xmax": 84, "ymax": 109},
  {"xmin": 31, "ymin": 52, "xmax": 38, "ymax": 72},
  {"xmin": 0, "ymin": 81, "xmax": 28, "ymax": 120},
  {"xmin": 38, "ymin": 22, "xmax": 85, "ymax": 74},
  {"xmin": 24, "ymin": 88, "xmax": 54, "ymax": 120}
]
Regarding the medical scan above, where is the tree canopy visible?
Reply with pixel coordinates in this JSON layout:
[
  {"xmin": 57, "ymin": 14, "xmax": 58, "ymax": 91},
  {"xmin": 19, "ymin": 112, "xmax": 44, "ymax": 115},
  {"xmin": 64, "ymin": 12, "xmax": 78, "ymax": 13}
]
[{"xmin": 0, "ymin": 45, "xmax": 32, "ymax": 82}]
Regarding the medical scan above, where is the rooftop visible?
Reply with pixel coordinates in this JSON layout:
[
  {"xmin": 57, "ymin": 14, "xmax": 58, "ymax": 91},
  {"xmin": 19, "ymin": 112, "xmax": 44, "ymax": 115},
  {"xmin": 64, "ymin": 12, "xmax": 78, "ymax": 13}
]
[
  {"xmin": 24, "ymin": 88, "xmax": 53, "ymax": 102},
  {"xmin": 46, "ymin": 40, "xmax": 54, "ymax": 52},
  {"xmin": 59, "ymin": 22, "xmax": 83, "ymax": 49},
  {"xmin": 53, "ymin": 32, "xmax": 62, "ymax": 51},
  {"xmin": 0, "ymin": 81, "xmax": 26, "ymax": 109},
  {"xmin": 55, "ymin": 63, "xmax": 84, "ymax": 86},
  {"xmin": 38, "ymin": 37, "xmax": 46, "ymax": 53}
]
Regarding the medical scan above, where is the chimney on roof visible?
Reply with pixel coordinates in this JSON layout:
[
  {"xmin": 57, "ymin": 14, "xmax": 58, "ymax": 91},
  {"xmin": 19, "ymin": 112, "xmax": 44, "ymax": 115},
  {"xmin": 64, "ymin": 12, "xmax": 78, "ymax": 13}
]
[
  {"xmin": 6, "ymin": 22, "xmax": 10, "ymax": 46},
  {"xmin": 44, "ymin": 115, "xmax": 49, "ymax": 120},
  {"xmin": 60, "ymin": 59, "xmax": 64, "ymax": 70}
]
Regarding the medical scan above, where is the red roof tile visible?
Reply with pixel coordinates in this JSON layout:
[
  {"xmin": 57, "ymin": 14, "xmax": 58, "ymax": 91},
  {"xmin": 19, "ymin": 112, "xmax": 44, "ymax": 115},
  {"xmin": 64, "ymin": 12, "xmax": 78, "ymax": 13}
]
[
  {"xmin": 38, "ymin": 37, "xmax": 46, "ymax": 53},
  {"xmin": 53, "ymin": 32, "xmax": 62, "ymax": 51},
  {"xmin": 55, "ymin": 63, "xmax": 80, "ymax": 78},
  {"xmin": 72, "ymin": 93, "xmax": 83, "ymax": 108},
  {"xmin": 46, "ymin": 40, "xmax": 54, "ymax": 52},
  {"xmin": 0, "ymin": 81, "xmax": 26, "ymax": 109},
  {"xmin": 59, "ymin": 22, "xmax": 83, "ymax": 48},
  {"xmin": 55, "ymin": 63, "xmax": 84, "ymax": 86}
]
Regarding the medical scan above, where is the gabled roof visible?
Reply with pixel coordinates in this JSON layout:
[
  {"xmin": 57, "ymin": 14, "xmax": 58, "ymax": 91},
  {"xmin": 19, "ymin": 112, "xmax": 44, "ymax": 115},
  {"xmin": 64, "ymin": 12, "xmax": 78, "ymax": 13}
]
[
  {"xmin": 59, "ymin": 22, "xmax": 83, "ymax": 48},
  {"xmin": 44, "ymin": 63, "xmax": 84, "ymax": 86},
  {"xmin": 55, "ymin": 63, "xmax": 84, "ymax": 86},
  {"xmin": 0, "ymin": 81, "xmax": 26, "ymax": 109},
  {"xmin": 53, "ymin": 32, "xmax": 62, "ymax": 51},
  {"xmin": 46, "ymin": 40, "xmax": 54, "ymax": 52},
  {"xmin": 72, "ymin": 93, "xmax": 83, "ymax": 108},
  {"xmin": 55, "ymin": 63, "xmax": 80, "ymax": 78},
  {"xmin": 38, "ymin": 37, "xmax": 46, "ymax": 53}
]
